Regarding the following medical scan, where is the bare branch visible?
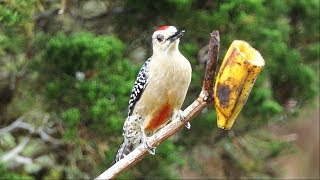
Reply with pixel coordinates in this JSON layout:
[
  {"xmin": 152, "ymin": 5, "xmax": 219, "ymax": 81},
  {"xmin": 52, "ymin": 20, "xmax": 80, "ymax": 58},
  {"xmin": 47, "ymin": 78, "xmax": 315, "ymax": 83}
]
[
  {"xmin": 13, "ymin": 155, "xmax": 33, "ymax": 165},
  {"xmin": 203, "ymin": 31, "xmax": 220, "ymax": 96},
  {"xmin": 37, "ymin": 127, "xmax": 61, "ymax": 144},
  {"xmin": 0, "ymin": 114, "xmax": 61, "ymax": 169},
  {"xmin": 96, "ymin": 31, "xmax": 220, "ymax": 179},
  {"xmin": 0, "ymin": 117, "xmax": 34, "ymax": 133},
  {"xmin": 0, "ymin": 115, "xmax": 61, "ymax": 144},
  {"xmin": 1, "ymin": 138, "xmax": 30, "ymax": 162},
  {"xmin": 5, "ymin": 155, "xmax": 33, "ymax": 169}
]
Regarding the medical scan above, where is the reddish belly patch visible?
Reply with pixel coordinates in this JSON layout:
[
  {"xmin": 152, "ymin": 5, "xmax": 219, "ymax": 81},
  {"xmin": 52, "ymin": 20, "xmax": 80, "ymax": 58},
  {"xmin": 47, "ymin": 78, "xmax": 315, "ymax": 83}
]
[{"xmin": 144, "ymin": 103, "xmax": 172, "ymax": 132}]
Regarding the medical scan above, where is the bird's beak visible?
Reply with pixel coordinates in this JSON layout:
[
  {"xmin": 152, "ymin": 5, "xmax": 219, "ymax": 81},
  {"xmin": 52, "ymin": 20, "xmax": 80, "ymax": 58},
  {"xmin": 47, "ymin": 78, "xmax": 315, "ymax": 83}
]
[{"xmin": 167, "ymin": 30, "xmax": 185, "ymax": 42}]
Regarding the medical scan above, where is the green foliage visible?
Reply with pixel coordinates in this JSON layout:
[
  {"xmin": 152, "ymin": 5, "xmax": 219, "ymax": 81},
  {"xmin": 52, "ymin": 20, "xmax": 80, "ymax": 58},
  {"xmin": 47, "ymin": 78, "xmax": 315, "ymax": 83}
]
[
  {"xmin": 33, "ymin": 32, "xmax": 143, "ymax": 178},
  {"xmin": 42, "ymin": 32, "xmax": 123, "ymax": 75},
  {"xmin": 0, "ymin": 2, "xmax": 36, "ymax": 178},
  {"xmin": 167, "ymin": 0, "xmax": 193, "ymax": 10},
  {"xmin": 1, "ymin": 0, "xmax": 318, "ymax": 179},
  {"xmin": 40, "ymin": 32, "xmax": 122, "ymax": 75},
  {"xmin": 0, "ymin": 164, "xmax": 33, "ymax": 180},
  {"xmin": 61, "ymin": 108, "xmax": 81, "ymax": 127},
  {"xmin": 0, "ymin": 0, "xmax": 34, "ymax": 55},
  {"xmin": 36, "ymin": 32, "xmax": 135, "ymax": 136}
]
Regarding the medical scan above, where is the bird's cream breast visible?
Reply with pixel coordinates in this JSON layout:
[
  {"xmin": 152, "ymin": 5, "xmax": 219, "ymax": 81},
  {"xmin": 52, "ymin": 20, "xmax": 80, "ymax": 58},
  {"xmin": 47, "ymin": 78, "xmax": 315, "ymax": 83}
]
[
  {"xmin": 148, "ymin": 55, "xmax": 191, "ymax": 105},
  {"xmin": 133, "ymin": 53, "xmax": 191, "ymax": 133}
]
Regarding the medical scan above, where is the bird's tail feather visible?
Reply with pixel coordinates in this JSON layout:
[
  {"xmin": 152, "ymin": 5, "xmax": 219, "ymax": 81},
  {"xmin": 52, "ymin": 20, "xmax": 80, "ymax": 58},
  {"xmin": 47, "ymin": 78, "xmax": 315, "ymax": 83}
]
[{"xmin": 111, "ymin": 139, "xmax": 134, "ymax": 166}]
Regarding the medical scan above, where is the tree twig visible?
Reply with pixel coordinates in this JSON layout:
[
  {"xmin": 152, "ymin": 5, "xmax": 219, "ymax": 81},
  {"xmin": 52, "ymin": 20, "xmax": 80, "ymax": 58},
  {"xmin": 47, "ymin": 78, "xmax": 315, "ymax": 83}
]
[
  {"xmin": 0, "ymin": 115, "xmax": 61, "ymax": 144},
  {"xmin": 0, "ymin": 117, "xmax": 34, "ymax": 133},
  {"xmin": 1, "ymin": 137, "xmax": 30, "ymax": 162},
  {"xmin": 96, "ymin": 31, "xmax": 220, "ymax": 179}
]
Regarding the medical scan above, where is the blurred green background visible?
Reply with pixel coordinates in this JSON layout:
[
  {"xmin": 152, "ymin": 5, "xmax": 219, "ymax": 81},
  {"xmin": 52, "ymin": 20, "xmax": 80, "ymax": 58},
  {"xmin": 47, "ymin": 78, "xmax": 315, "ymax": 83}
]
[{"xmin": 0, "ymin": 0, "xmax": 319, "ymax": 179}]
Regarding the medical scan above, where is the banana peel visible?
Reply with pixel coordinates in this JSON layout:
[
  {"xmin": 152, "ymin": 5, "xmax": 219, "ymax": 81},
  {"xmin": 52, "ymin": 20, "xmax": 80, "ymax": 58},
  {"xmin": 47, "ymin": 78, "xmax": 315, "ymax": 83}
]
[{"xmin": 214, "ymin": 40, "xmax": 265, "ymax": 130}]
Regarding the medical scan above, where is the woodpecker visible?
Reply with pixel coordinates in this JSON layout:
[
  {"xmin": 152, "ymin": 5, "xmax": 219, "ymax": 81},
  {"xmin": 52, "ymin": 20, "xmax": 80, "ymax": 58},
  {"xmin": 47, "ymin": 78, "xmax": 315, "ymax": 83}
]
[{"xmin": 114, "ymin": 26, "xmax": 192, "ymax": 163}]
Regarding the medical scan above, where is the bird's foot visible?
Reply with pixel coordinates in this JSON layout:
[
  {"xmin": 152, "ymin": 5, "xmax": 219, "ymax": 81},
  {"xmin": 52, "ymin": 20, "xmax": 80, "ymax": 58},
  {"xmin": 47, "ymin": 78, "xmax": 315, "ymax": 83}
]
[
  {"xmin": 173, "ymin": 110, "xmax": 191, "ymax": 129},
  {"xmin": 142, "ymin": 134, "xmax": 156, "ymax": 155}
]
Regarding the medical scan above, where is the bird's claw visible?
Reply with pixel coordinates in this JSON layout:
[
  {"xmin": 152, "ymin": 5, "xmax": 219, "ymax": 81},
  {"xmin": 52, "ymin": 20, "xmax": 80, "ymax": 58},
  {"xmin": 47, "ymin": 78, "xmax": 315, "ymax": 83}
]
[
  {"xmin": 185, "ymin": 121, "xmax": 191, "ymax": 129},
  {"xmin": 144, "ymin": 142, "xmax": 156, "ymax": 155},
  {"xmin": 142, "ymin": 134, "xmax": 156, "ymax": 155},
  {"xmin": 174, "ymin": 110, "xmax": 191, "ymax": 129}
]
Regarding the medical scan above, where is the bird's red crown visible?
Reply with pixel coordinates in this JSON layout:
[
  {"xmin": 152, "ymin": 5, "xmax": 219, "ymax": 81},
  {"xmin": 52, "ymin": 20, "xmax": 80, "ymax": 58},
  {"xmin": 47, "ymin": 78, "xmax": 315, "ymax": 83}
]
[{"xmin": 156, "ymin": 26, "xmax": 170, "ymax": 31}]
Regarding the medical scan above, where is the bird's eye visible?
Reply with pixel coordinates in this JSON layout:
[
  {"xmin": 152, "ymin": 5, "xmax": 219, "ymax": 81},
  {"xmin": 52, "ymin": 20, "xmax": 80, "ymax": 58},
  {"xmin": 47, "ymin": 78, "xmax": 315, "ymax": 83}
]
[{"xmin": 156, "ymin": 35, "xmax": 164, "ymax": 42}]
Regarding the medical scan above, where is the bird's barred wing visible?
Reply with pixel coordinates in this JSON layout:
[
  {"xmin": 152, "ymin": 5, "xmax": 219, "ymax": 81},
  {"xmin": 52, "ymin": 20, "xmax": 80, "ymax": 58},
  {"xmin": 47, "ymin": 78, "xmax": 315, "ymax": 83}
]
[{"xmin": 128, "ymin": 58, "xmax": 151, "ymax": 116}]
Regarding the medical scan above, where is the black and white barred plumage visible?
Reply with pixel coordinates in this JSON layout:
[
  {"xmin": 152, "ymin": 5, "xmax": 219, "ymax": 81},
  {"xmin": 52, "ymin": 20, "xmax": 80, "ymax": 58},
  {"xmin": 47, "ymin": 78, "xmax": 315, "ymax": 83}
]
[
  {"xmin": 112, "ymin": 59, "xmax": 151, "ymax": 164},
  {"xmin": 128, "ymin": 58, "xmax": 151, "ymax": 116},
  {"xmin": 114, "ymin": 115, "xmax": 143, "ymax": 163}
]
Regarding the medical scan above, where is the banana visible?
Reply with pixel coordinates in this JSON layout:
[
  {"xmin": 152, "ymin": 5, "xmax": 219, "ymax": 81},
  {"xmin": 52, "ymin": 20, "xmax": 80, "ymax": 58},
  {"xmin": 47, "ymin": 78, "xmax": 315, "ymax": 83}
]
[{"xmin": 213, "ymin": 40, "xmax": 265, "ymax": 130}]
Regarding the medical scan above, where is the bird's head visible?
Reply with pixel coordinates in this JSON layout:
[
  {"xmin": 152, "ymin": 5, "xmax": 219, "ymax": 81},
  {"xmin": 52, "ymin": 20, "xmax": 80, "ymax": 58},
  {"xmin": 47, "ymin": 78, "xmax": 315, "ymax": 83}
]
[{"xmin": 152, "ymin": 26, "xmax": 185, "ymax": 54}]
